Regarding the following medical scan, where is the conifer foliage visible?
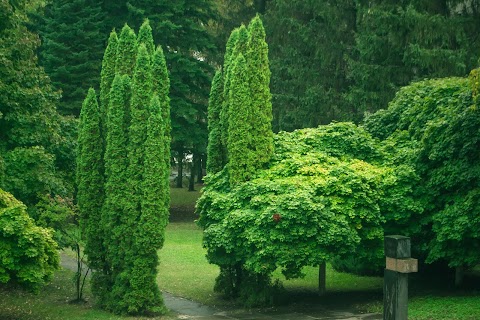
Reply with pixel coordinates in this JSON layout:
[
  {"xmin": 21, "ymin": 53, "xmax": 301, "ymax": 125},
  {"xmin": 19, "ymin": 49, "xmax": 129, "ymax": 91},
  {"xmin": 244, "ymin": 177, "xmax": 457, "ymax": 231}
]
[
  {"xmin": 77, "ymin": 21, "xmax": 170, "ymax": 315},
  {"xmin": 209, "ymin": 16, "xmax": 273, "ymax": 185},
  {"xmin": 200, "ymin": 15, "xmax": 274, "ymax": 304}
]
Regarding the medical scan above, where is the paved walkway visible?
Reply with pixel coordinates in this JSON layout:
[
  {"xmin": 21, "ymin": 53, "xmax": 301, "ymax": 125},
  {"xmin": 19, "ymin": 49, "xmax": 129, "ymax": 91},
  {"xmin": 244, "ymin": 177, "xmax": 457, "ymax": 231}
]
[
  {"xmin": 163, "ymin": 292, "xmax": 381, "ymax": 319},
  {"xmin": 163, "ymin": 292, "xmax": 382, "ymax": 320},
  {"xmin": 60, "ymin": 254, "xmax": 382, "ymax": 320}
]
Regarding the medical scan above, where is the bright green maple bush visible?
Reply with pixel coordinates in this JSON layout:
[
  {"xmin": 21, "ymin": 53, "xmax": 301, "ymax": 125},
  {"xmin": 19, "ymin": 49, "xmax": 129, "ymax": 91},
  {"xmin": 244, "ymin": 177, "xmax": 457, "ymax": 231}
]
[
  {"xmin": 0, "ymin": 188, "xmax": 59, "ymax": 292},
  {"xmin": 197, "ymin": 122, "xmax": 419, "ymax": 304}
]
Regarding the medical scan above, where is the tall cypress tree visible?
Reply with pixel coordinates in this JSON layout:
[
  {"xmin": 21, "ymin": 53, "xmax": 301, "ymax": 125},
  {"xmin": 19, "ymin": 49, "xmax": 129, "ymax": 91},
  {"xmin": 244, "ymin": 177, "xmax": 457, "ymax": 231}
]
[
  {"xmin": 206, "ymin": 70, "xmax": 225, "ymax": 174},
  {"xmin": 115, "ymin": 24, "xmax": 137, "ymax": 77},
  {"xmin": 102, "ymin": 74, "xmax": 131, "ymax": 309},
  {"xmin": 128, "ymin": 44, "xmax": 153, "ymax": 203},
  {"xmin": 78, "ymin": 22, "xmax": 169, "ymax": 315},
  {"xmin": 152, "ymin": 45, "xmax": 171, "ymax": 209},
  {"xmin": 137, "ymin": 19, "xmax": 155, "ymax": 56},
  {"xmin": 126, "ymin": 95, "xmax": 167, "ymax": 314},
  {"xmin": 220, "ymin": 27, "xmax": 243, "ymax": 151},
  {"xmin": 246, "ymin": 16, "xmax": 273, "ymax": 166},
  {"xmin": 99, "ymin": 30, "xmax": 118, "ymax": 143},
  {"xmin": 227, "ymin": 53, "xmax": 254, "ymax": 185},
  {"xmin": 76, "ymin": 88, "xmax": 106, "ymax": 303}
]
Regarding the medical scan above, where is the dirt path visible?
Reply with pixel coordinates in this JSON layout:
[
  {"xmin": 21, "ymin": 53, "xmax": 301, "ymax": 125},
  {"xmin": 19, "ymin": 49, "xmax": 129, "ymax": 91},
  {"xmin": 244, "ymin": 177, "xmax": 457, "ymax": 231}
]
[{"xmin": 60, "ymin": 253, "xmax": 381, "ymax": 319}]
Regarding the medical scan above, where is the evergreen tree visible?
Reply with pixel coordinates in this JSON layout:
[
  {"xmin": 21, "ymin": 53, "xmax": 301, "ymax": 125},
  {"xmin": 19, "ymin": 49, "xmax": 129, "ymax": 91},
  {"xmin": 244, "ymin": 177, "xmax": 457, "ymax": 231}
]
[
  {"xmin": 347, "ymin": 1, "xmax": 480, "ymax": 120},
  {"xmin": 103, "ymin": 74, "xmax": 132, "ymax": 310},
  {"xmin": 220, "ymin": 27, "xmax": 241, "ymax": 151},
  {"xmin": 137, "ymin": 19, "xmax": 155, "ymax": 56},
  {"xmin": 128, "ymin": 44, "xmax": 152, "ymax": 203},
  {"xmin": 126, "ymin": 95, "xmax": 167, "ymax": 314},
  {"xmin": 115, "ymin": 24, "xmax": 137, "ymax": 77},
  {"xmin": 152, "ymin": 45, "xmax": 171, "ymax": 208},
  {"xmin": 246, "ymin": 16, "xmax": 273, "ymax": 166},
  {"xmin": 76, "ymin": 20, "xmax": 174, "ymax": 315},
  {"xmin": 264, "ymin": 0, "xmax": 356, "ymax": 129},
  {"xmin": 102, "ymin": 0, "xmax": 217, "ymax": 179},
  {"xmin": 76, "ymin": 88, "xmax": 107, "ymax": 304},
  {"xmin": 206, "ymin": 70, "xmax": 225, "ymax": 174},
  {"xmin": 39, "ymin": 0, "xmax": 105, "ymax": 116},
  {"xmin": 99, "ymin": 30, "xmax": 118, "ymax": 143},
  {"xmin": 227, "ymin": 53, "xmax": 254, "ymax": 185}
]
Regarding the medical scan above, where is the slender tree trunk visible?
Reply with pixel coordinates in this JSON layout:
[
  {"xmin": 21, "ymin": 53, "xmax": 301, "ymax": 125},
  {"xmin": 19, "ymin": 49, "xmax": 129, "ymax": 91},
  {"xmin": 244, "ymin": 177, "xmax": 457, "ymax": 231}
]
[
  {"xmin": 455, "ymin": 266, "xmax": 464, "ymax": 287},
  {"xmin": 188, "ymin": 154, "xmax": 195, "ymax": 191},
  {"xmin": 318, "ymin": 262, "xmax": 326, "ymax": 296},
  {"xmin": 196, "ymin": 153, "xmax": 204, "ymax": 183},
  {"xmin": 176, "ymin": 148, "xmax": 184, "ymax": 188}
]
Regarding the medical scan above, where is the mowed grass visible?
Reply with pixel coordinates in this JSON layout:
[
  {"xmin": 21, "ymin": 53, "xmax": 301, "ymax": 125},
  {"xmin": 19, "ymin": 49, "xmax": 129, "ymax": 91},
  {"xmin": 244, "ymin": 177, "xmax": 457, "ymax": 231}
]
[
  {"xmin": 157, "ymin": 221, "xmax": 384, "ymax": 309},
  {"xmin": 0, "ymin": 270, "xmax": 176, "ymax": 320}
]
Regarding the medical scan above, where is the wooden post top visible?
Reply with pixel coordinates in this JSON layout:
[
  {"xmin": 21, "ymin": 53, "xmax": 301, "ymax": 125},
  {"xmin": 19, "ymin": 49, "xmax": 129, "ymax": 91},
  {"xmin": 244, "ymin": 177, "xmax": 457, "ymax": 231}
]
[{"xmin": 385, "ymin": 235, "xmax": 411, "ymax": 259}]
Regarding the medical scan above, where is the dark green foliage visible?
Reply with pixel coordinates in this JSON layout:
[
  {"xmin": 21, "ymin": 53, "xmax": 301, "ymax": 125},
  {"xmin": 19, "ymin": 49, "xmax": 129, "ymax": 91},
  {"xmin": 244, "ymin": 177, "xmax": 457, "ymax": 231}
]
[
  {"xmin": 76, "ymin": 88, "xmax": 107, "ymax": 302},
  {"xmin": 0, "ymin": 0, "xmax": 68, "ymax": 209},
  {"xmin": 115, "ymin": 24, "xmax": 137, "ymax": 77},
  {"xmin": 101, "ymin": 0, "xmax": 217, "ymax": 163},
  {"xmin": 347, "ymin": 2, "xmax": 479, "ymax": 121},
  {"xmin": 206, "ymin": 71, "xmax": 226, "ymax": 174},
  {"xmin": 246, "ymin": 16, "xmax": 273, "ymax": 167},
  {"xmin": 99, "ymin": 30, "xmax": 119, "ymax": 143},
  {"xmin": 227, "ymin": 54, "xmax": 254, "ymax": 185},
  {"xmin": 264, "ymin": 0, "xmax": 355, "ymax": 130},
  {"xmin": 38, "ymin": 0, "xmax": 105, "ymax": 116},
  {"xmin": 3, "ymin": 147, "xmax": 63, "ymax": 207},
  {"xmin": 0, "ymin": 188, "xmax": 59, "ymax": 292},
  {"xmin": 198, "ymin": 122, "xmax": 417, "ymax": 303},
  {"xmin": 364, "ymin": 76, "xmax": 480, "ymax": 270}
]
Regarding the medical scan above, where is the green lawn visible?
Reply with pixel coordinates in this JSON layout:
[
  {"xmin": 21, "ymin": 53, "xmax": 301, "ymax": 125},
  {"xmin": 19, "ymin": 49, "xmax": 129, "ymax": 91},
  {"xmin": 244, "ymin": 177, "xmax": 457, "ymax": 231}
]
[{"xmin": 158, "ymin": 221, "xmax": 384, "ymax": 308}]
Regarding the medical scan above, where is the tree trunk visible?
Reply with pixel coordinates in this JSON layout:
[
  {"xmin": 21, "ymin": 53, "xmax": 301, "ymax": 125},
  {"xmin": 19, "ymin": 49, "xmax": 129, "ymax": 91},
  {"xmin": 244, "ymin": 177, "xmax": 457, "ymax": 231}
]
[
  {"xmin": 196, "ymin": 153, "xmax": 205, "ymax": 183},
  {"xmin": 318, "ymin": 262, "xmax": 326, "ymax": 296},
  {"xmin": 455, "ymin": 266, "xmax": 464, "ymax": 287},
  {"xmin": 188, "ymin": 155, "xmax": 195, "ymax": 191},
  {"xmin": 176, "ymin": 148, "xmax": 183, "ymax": 188}
]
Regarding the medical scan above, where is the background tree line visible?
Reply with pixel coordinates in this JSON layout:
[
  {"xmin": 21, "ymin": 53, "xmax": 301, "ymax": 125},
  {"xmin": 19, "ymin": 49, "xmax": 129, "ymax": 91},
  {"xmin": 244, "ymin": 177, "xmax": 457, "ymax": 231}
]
[{"xmin": 32, "ymin": 0, "xmax": 480, "ymax": 177}]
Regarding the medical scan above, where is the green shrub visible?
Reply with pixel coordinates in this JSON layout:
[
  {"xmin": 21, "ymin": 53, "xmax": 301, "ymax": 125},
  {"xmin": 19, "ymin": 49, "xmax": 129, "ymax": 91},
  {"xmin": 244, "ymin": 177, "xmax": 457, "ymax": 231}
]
[{"xmin": 0, "ymin": 189, "xmax": 59, "ymax": 292}]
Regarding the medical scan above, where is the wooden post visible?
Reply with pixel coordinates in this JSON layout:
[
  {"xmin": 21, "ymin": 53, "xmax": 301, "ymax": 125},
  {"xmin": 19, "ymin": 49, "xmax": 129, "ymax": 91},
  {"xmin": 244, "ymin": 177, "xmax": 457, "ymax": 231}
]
[
  {"xmin": 318, "ymin": 262, "xmax": 326, "ymax": 296},
  {"xmin": 383, "ymin": 235, "xmax": 418, "ymax": 320}
]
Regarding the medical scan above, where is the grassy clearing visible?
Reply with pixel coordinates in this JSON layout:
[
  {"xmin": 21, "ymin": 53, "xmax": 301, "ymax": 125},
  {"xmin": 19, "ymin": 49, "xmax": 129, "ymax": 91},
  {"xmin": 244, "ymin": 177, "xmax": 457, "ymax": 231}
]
[{"xmin": 158, "ymin": 221, "xmax": 384, "ymax": 309}]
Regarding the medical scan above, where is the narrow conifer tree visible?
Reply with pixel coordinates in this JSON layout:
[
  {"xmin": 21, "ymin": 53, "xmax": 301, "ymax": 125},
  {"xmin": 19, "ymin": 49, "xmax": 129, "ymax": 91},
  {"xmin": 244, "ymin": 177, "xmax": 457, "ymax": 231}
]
[
  {"xmin": 79, "ymin": 22, "xmax": 169, "ymax": 315},
  {"xmin": 246, "ymin": 16, "xmax": 273, "ymax": 165},
  {"xmin": 103, "ymin": 74, "xmax": 131, "ymax": 309},
  {"xmin": 227, "ymin": 54, "xmax": 254, "ymax": 185},
  {"xmin": 206, "ymin": 70, "xmax": 225, "ymax": 174},
  {"xmin": 126, "ymin": 95, "xmax": 167, "ymax": 314},
  {"xmin": 76, "ymin": 88, "xmax": 107, "ymax": 302},
  {"xmin": 152, "ymin": 45, "xmax": 171, "ymax": 209},
  {"xmin": 99, "ymin": 30, "xmax": 119, "ymax": 147},
  {"xmin": 116, "ymin": 24, "xmax": 137, "ymax": 77},
  {"xmin": 137, "ymin": 19, "xmax": 155, "ymax": 56},
  {"xmin": 128, "ymin": 44, "xmax": 153, "ymax": 201}
]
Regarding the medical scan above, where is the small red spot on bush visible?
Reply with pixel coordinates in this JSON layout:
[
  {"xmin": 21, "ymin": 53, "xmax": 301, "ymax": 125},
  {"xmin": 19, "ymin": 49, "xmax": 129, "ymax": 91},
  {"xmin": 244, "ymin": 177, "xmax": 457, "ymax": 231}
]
[{"xmin": 272, "ymin": 213, "xmax": 281, "ymax": 222}]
